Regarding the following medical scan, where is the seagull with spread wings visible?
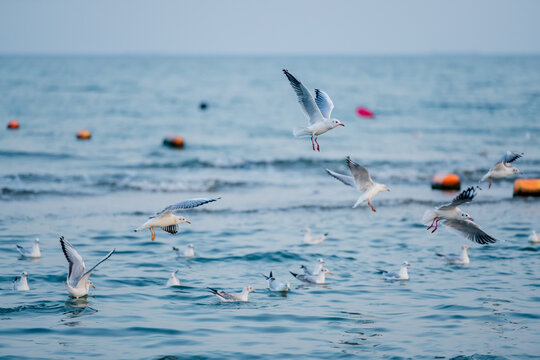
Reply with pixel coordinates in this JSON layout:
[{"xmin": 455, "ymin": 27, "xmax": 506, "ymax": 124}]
[
  {"xmin": 134, "ymin": 197, "xmax": 220, "ymax": 241},
  {"xmin": 283, "ymin": 69, "xmax": 344, "ymax": 151},
  {"xmin": 326, "ymin": 156, "xmax": 390, "ymax": 212},
  {"xmin": 480, "ymin": 151, "xmax": 524, "ymax": 188},
  {"xmin": 422, "ymin": 187, "xmax": 497, "ymax": 245},
  {"xmin": 59, "ymin": 236, "xmax": 115, "ymax": 298}
]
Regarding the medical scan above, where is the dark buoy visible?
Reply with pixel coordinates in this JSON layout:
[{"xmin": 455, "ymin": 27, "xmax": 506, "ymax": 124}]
[
  {"xmin": 76, "ymin": 129, "xmax": 91, "ymax": 140},
  {"xmin": 431, "ymin": 174, "xmax": 461, "ymax": 190},
  {"xmin": 163, "ymin": 136, "xmax": 185, "ymax": 149},
  {"xmin": 7, "ymin": 119, "xmax": 20, "ymax": 129},
  {"xmin": 199, "ymin": 102, "xmax": 208, "ymax": 110},
  {"xmin": 356, "ymin": 107, "xmax": 375, "ymax": 118}
]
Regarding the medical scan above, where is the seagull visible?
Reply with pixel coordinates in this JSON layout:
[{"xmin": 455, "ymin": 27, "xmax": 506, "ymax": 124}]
[
  {"xmin": 262, "ymin": 272, "xmax": 290, "ymax": 292},
  {"xmin": 300, "ymin": 258, "xmax": 325, "ymax": 276},
  {"xmin": 13, "ymin": 271, "xmax": 30, "ymax": 291},
  {"xmin": 436, "ymin": 246, "xmax": 471, "ymax": 265},
  {"xmin": 166, "ymin": 270, "xmax": 181, "ymax": 287},
  {"xmin": 134, "ymin": 197, "xmax": 220, "ymax": 241},
  {"xmin": 59, "ymin": 236, "xmax": 115, "ymax": 298},
  {"xmin": 326, "ymin": 156, "xmax": 390, "ymax": 212},
  {"xmin": 283, "ymin": 69, "xmax": 344, "ymax": 151},
  {"xmin": 207, "ymin": 286, "xmax": 255, "ymax": 302},
  {"xmin": 173, "ymin": 244, "xmax": 194, "ymax": 258},
  {"xmin": 422, "ymin": 186, "xmax": 497, "ymax": 245},
  {"xmin": 290, "ymin": 268, "xmax": 332, "ymax": 284},
  {"xmin": 480, "ymin": 151, "xmax": 524, "ymax": 188},
  {"xmin": 530, "ymin": 230, "xmax": 540, "ymax": 244},
  {"xmin": 378, "ymin": 261, "xmax": 410, "ymax": 280},
  {"xmin": 303, "ymin": 228, "xmax": 328, "ymax": 244},
  {"xmin": 16, "ymin": 238, "xmax": 41, "ymax": 258}
]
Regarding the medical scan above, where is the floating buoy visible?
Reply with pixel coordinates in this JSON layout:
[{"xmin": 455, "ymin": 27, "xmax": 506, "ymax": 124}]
[
  {"xmin": 7, "ymin": 119, "xmax": 19, "ymax": 129},
  {"xmin": 199, "ymin": 102, "xmax": 208, "ymax": 110},
  {"xmin": 163, "ymin": 136, "xmax": 185, "ymax": 149},
  {"xmin": 76, "ymin": 129, "xmax": 91, "ymax": 140},
  {"xmin": 356, "ymin": 107, "xmax": 375, "ymax": 118},
  {"xmin": 431, "ymin": 173, "xmax": 461, "ymax": 190},
  {"xmin": 513, "ymin": 179, "xmax": 540, "ymax": 197}
]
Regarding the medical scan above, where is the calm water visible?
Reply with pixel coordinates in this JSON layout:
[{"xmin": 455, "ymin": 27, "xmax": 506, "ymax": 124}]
[{"xmin": 0, "ymin": 55, "xmax": 539, "ymax": 359}]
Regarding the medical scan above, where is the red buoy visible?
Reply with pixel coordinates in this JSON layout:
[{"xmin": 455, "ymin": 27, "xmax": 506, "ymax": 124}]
[
  {"xmin": 163, "ymin": 136, "xmax": 185, "ymax": 149},
  {"xmin": 7, "ymin": 120, "xmax": 19, "ymax": 129},
  {"xmin": 431, "ymin": 174, "xmax": 461, "ymax": 190},
  {"xmin": 356, "ymin": 107, "xmax": 375, "ymax": 118},
  {"xmin": 76, "ymin": 129, "xmax": 92, "ymax": 140}
]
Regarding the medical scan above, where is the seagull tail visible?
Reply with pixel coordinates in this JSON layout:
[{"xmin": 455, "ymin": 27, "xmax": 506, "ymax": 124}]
[
  {"xmin": 422, "ymin": 209, "xmax": 437, "ymax": 225},
  {"xmin": 293, "ymin": 127, "xmax": 312, "ymax": 137}
]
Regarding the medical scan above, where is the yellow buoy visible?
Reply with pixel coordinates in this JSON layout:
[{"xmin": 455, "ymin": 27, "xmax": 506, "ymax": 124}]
[
  {"xmin": 513, "ymin": 179, "xmax": 540, "ymax": 197},
  {"xmin": 431, "ymin": 173, "xmax": 461, "ymax": 190}
]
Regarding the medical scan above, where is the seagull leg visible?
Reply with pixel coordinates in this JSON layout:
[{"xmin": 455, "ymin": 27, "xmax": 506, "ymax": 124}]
[
  {"xmin": 314, "ymin": 137, "xmax": 320, "ymax": 152},
  {"xmin": 150, "ymin": 227, "xmax": 156, "ymax": 241},
  {"xmin": 427, "ymin": 216, "xmax": 438, "ymax": 230},
  {"xmin": 431, "ymin": 219, "xmax": 441, "ymax": 233},
  {"xmin": 488, "ymin": 178, "xmax": 491, "ymax": 189},
  {"xmin": 310, "ymin": 136, "xmax": 315, "ymax": 151},
  {"xmin": 368, "ymin": 201, "xmax": 376, "ymax": 212}
]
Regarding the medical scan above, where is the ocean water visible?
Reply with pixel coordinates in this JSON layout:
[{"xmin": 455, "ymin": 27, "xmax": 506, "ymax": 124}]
[{"xmin": 0, "ymin": 55, "xmax": 539, "ymax": 359}]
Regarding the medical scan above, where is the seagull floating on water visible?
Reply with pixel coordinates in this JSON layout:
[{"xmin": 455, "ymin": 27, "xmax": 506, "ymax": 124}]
[
  {"xmin": 262, "ymin": 272, "xmax": 290, "ymax": 292},
  {"xmin": 436, "ymin": 246, "xmax": 471, "ymax": 265},
  {"xmin": 13, "ymin": 271, "xmax": 29, "ymax": 291},
  {"xmin": 378, "ymin": 261, "xmax": 410, "ymax": 280},
  {"xmin": 423, "ymin": 186, "xmax": 497, "ymax": 245},
  {"xmin": 59, "ymin": 236, "xmax": 115, "ymax": 298},
  {"xmin": 300, "ymin": 258, "xmax": 325, "ymax": 276},
  {"xmin": 166, "ymin": 270, "xmax": 181, "ymax": 287},
  {"xmin": 207, "ymin": 286, "xmax": 255, "ymax": 302},
  {"xmin": 173, "ymin": 244, "xmax": 194, "ymax": 258},
  {"xmin": 303, "ymin": 228, "xmax": 328, "ymax": 244},
  {"xmin": 326, "ymin": 156, "xmax": 390, "ymax": 212},
  {"xmin": 290, "ymin": 268, "xmax": 332, "ymax": 284},
  {"xmin": 16, "ymin": 238, "xmax": 41, "ymax": 258},
  {"xmin": 135, "ymin": 197, "xmax": 220, "ymax": 241},
  {"xmin": 480, "ymin": 151, "xmax": 524, "ymax": 188},
  {"xmin": 529, "ymin": 230, "xmax": 540, "ymax": 244},
  {"xmin": 283, "ymin": 69, "xmax": 344, "ymax": 151}
]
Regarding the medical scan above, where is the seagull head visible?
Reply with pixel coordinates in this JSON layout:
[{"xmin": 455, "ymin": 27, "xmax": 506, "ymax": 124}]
[
  {"xmin": 462, "ymin": 246, "xmax": 471, "ymax": 250},
  {"xmin": 317, "ymin": 258, "xmax": 325, "ymax": 264},
  {"xmin": 381, "ymin": 185, "xmax": 390, "ymax": 192},
  {"xmin": 176, "ymin": 216, "xmax": 191, "ymax": 224},
  {"xmin": 331, "ymin": 119, "xmax": 345, "ymax": 128},
  {"xmin": 245, "ymin": 286, "xmax": 255, "ymax": 293},
  {"xmin": 35, "ymin": 238, "xmax": 40, "ymax": 243},
  {"xmin": 402, "ymin": 261, "xmax": 411, "ymax": 267},
  {"xmin": 187, "ymin": 244, "xmax": 194, "ymax": 248},
  {"xmin": 321, "ymin": 268, "xmax": 332, "ymax": 275},
  {"xmin": 512, "ymin": 167, "xmax": 521, "ymax": 175},
  {"xmin": 460, "ymin": 212, "xmax": 473, "ymax": 221},
  {"xmin": 22, "ymin": 271, "xmax": 28, "ymax": 277}
]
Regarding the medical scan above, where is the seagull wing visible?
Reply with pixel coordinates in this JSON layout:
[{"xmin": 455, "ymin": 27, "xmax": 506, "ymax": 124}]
[
  {"xmin": 283, "ymin": 69, "xmax": 324, "ymax": 125},
  {"xmin": 346, "ymin": 157, "xmax": 373, "ymax": 190},
  {"xmin": 325, "ymin": 169, "xmax": 356, "ymax": 188},
  {"xmin": 442, "ymin": 219, "xmax": 497, "ymax": 245},
  {"xmin": 438, "ymin": 186, "xmax": 478, "ymax": 210},
  {"xmin": 161, "ymin": 225, "xmax": 178, "ymax": 234},
  {"xmin": 16, "ymin": 245, "xmax": 31, "ymax": 256},
  {"xmin": 314, "ymin": 89, "xmax": 334, "ymax": 119},
  {"xmin": 78, "ymin": 248, "xmax": 115, "ymax": 286},
  {"xmin": 59, "ymin": 236, "xmax": 86, "ymax": 288},
  {"xmin": 155, "ymin": 197, "xmax": 220, "ymax": 216},
  {"xmin": 499, "ymin": 151, "xmax": 523, "ymax": 165}
]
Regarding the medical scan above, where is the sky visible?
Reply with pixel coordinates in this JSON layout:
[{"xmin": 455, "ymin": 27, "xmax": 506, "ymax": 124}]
[{"xmin": 0, "ymin": 0, "xmax": 539, "ymax": 55}]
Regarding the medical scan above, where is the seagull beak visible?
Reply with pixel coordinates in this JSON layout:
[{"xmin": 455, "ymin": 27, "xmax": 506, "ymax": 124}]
[
  {"xmin": 468, "ymin": 217, "xmax": 474, "ymax": 221},
  {"xmin": 90, "ymin": 283, "xmax": 95, "ymax": 288},
  {"xmin": 339, "ymin": 124, "xmax": 345, "ymax": 127},
  {"xmin": 185, "ymin": 220, "xmax": 191, "ymax": 224},
  {"xmin": 327, "ymin": 271, "xmax": 333, "ymax": 275}
]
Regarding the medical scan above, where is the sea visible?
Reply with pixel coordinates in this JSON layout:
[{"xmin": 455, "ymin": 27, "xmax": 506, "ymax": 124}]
[{"xmin": 0, "ymin": 55, "xmax": 539, "ymax": 359}]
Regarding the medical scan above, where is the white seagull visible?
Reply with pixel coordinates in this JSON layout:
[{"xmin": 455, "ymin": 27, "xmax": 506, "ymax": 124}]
[
  {"xmin": 16, "ymin": 238, "xmax": 41, "ymax": 258},
  {"xmin": 480, "ymin": 151, "xmax": 524, "ymax": 188},
  {"xmin": 283, "ymin": 69, "xmax": 344, "ymax": 151},
  {"xmin": 303, "ymin": 228, "xmax": 328, "ymax": 245},
  {"xmin": 290, "ymin": 267, "xmax": 332, "ymax": 284},
  {"xmin": 166, "ymin": 270, "xmax": 181, "ymax": 287},
  {"xmin": 173, "ymin": 244, "xmax": 194, "ymax": 258},
  {"xmin": 262, "ymin": 272, "xmax": 290, "ymax": 292},
  {"xmin": 326, "ymin": 156, "xmax": 390, "ymax": 212},
  {"xmin": 378, "ymin": 261, "xmax": 410, "ymax": 280},
  {"xmin": 300, "ymin": 258, "xmax": 325, "ymax": 276},
  {"xmin": 436, "ymin": 246, "xmax": 471, "ymax": 265},
  {"xmin": 422, "ymin": 186, "xmax": 497, "ymax": 245},
  {"xmin": 13, "ymin": 271, "xmax": 30, "ymax": 291},
  {"xmin": 207, "ymin": 286, "xmax": 255, "ymax": 302},
  {"xmin": 529, "ymin": 230, "xmax": 540, "ymax": 244},
  {"xmin": 135, "ymin": 197, "xmax": 220, "ymax": 241},
  {"xmin": 59, "ymin": 236, "xmax": 115, "ymax": 298}
]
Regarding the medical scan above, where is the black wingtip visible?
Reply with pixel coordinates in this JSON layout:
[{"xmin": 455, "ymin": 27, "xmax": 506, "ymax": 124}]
[
  {"xmin": 436, "ymin": 253, "xmax": 445, "ymax": 257},
  {"xmin": 324, "ymin": 233, "xmax": 329, "ymax": 236},
  {"xmin": 269, "ymin": 271, "xmax": 273, "ymax": 278},
  {"xmin": 290, "ymin": 271, "xmax": 298, "ymax": 278},
  {"xmin": 207, "ymin": 287, "xmax": 218, "ymax": 294}
]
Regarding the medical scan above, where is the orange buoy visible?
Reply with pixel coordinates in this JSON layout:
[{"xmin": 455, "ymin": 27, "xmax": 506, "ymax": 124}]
[
  {"xmin": 163, "ymin": 136, "xmax": 185, "ymax": 149},
  {"xmin": 76, "ymin": 129, "xmax": 91, "ymax": 140},
  {"xmin": 431, "ymin": 173, "xmax": 461, "ymax": 190},
  {"xmin": 513, "ymin": 179, "xmax": 540, "ymax": 197},
  {"xmin": 7, "ymin": 119, "xmax": 19, "ymax": 129}
]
